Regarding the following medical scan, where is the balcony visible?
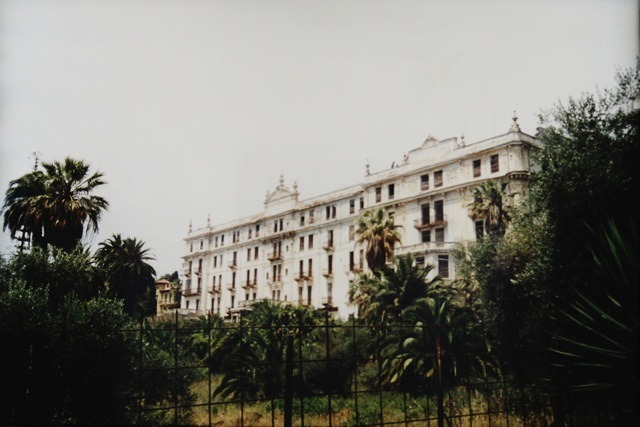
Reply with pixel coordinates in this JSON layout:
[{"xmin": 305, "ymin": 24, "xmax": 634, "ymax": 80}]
[
  {"xmin": 322, "ymin": 269, "xmax": 333, "ymax": 278},
  {"xmin": 294, "ymin": 273, "xmax": 305, "ymax": 283},
  {"xmin": 227, "ymin": 283, "xmax": 236, "ymax": 292},
  {"xmin": 183, "ymin": 287, "xmax": 200, "ymax": 297},
  {"xmin": 269, "ymin": 280, "xmax": 282, "ymax": 289},
  {"xmin": 322, "ymin": 241, "xmax": 334, "ymax": 251},
  {"xmin": 267, "ymin": 251, "xmax": 282, "ymax": 261},
  {"xmin": 413, "ymin": 215, "xmax": 447, "ymax": 231},
  {"xmin": 183, "ymin": 268, "xmax": 192, "ymax": 277},
  {"xmin": 242, "ymin": 280, "xmax": 256, "ymax": 289},
  {"xmin": 228, "ymin": 260, "xmax": 237, "ymax": 270},
  {"xmin": 321, "ymin": 296, "xmax": 333, "ymax": 306},
  {"xmin": 208, "ymin": 285, "xmax": 221, "ymax": 294},
  {"xmin": 195, "ymin": 268, "xmax": 202, "ymax": 276}
]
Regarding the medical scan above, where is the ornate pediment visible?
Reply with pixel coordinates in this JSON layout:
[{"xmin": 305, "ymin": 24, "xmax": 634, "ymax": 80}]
[{"xmin": 264, "ymin": 175, "xmax": 299, "ymax": 206}]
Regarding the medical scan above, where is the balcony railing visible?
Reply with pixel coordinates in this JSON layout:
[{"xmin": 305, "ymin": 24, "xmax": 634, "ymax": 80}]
[
  {"xmin": 322, "ymin": 241, "xmax": 334, "ymax": 251},
  {"xmin": 267, "ymin": 251, "xmax": 282, "ymax": 261},
  {"xmin": 242, "ymin": 280, "xmax": 256, "ymax": 289},
  {"xmin": 195, "ymin": 268, "xmax": 202, "ymax": 276},
  {"xmin": 227, "ymin": 283, "xmax": 236, "ymax": 292},
  {"xmin": 413, "ymin": 215, "xmax": 448, "ymax": 231},
  {"xmin": 183, "ymin": 287, "xmax": 200, "ymax": 297},
  {"xmin": 183, "ymin": 268, "xmax": 192, "ymax": 276},
  {"xmin": 269, "ymin": 280, "xmax": 282, "ymax": 289},
  {"xmin": 208, "ymin": 285, "xmax": 221, "ymax": 294},
  {"xmin": 322, "ymin": 269, "xmax": 333, "ymax": 278},
  {"xmin": 228, "ymin": 261, "xmax": 237, "ymax": 269},
  {"xmin": 321, "ymin": 296, "xmax": 333, "ymax": 306}
]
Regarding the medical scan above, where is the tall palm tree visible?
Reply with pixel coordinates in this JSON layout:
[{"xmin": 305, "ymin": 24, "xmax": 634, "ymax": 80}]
[
  {"xmin": 468, "ymin": 180, "xmax": 511, "ymax": 236},
  {"xmin": 350, "ymin": 255, "xmax": 441, "ymax": 324},
  {"xmin": 41, "ymin": 158, "xmax": 108, "ymax": 251},
  {"xmin": 381, "ymin": 295, "xmax": 492, "ymax": 427},
  {"xmin": 355, "ymin": 207, "xmax": 402, "ymax": 271},
  {"xmin": 2, "ymin": 157, "xmax": 108, "ymax": 251},
  {"xmin": 2, "ymin": 170, "xmax": 47, "ymax": 249},
  {"xmin": 95, "ymin": 234, "xmax": 156, "ymax": 316}
]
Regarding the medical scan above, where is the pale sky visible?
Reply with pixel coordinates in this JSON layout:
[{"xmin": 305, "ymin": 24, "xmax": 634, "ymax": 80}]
[{"xmin": 0, "ymin": 0, "xmax": 638, "ymax": 275}]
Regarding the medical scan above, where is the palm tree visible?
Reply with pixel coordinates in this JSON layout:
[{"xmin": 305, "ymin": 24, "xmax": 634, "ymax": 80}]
[
  {"xmin": 2, "ymin": 170, "xmax": 47, "ymax": 249},
  {"xmin": 355, "ymin": 207, "xmax": 402, "ymax": 272},
  {"xmin": 468, "ymin": 180, "xmax": 511, "ymax": 237},
  {"xmin": 208, "ymin": 301, "xmax": 317, "ymax": 400},
  {"xmin": 381, "ymin": 295, "xmax": 492, "ymax": 427},
  {"xmin": 2, "ymin": 157, "xmax": 108, "ymax": 251},
  {"xmin": 95, "ymin": 234, "xmax": 156, "ymax": 316},
  {"xmin": 350, "ymin": 255, "xmax": 441, "ymax": 324}
]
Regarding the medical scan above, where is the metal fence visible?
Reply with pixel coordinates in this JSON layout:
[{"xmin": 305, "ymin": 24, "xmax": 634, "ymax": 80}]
[{"xmin": 99, "ymin": 310, "xmax": 617, "ymax": 427}]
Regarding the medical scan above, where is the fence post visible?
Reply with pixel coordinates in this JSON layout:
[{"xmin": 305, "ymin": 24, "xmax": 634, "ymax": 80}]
[{"xmin": 284, "ymin": 334, "xmax": 294, "ymax": 427}]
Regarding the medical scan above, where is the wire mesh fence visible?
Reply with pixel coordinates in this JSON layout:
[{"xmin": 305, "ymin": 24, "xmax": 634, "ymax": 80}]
[{"xmin": 52, "ymin": 309, "xmax": 609, "ymax": 427}]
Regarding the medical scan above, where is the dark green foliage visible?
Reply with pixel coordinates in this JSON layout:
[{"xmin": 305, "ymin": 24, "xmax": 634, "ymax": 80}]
[
  {"xmin": 95, "ymin": 233, "xmax": 157, "ymax": 316},
  {"xmin": 2, "ymin": 157, "xmax": 108, "ymax": 251},
  {"xmin": 550, "ymin": 220, "xmax": 638, "ymax": 424},
  {"xmin": 207, "ymin": 301, "xmax": 318, "ymax": 400}
]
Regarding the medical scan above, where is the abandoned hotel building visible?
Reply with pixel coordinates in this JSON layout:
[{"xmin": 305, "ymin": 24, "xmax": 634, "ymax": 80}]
[{"xmin": 180, "ymin": 117, "xmax": 539, "ymax": 320}]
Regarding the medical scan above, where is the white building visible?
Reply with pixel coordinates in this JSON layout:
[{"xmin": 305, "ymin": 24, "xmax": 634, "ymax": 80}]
[{"xmin": 181, "ymin": 118, "xmax": 539, "ymax": 320}]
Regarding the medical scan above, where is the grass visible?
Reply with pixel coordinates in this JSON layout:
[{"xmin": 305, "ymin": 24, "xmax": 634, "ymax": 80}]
[{"xmin": 185, "ymin": 375, "xmax": 559, "ymax": 426}]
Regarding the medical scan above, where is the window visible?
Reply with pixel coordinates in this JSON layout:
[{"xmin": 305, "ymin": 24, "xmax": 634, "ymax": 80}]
[
  {"xmin": 213, "ymin": 256, "xmax": 217, "ymax": 268},
  {"xmin": 309, "ymin": 210, "xmax": 314, "ymax": 224},
  {"xmin": 421, "ymin": 203, "xmax": 430, "ymax": 225},
  {"xmin": 491, "ymin": 154, "xmax": 499, "ymax": 173},
  {"xmin": 299, "ymin": 236, "xmax": 305, "ymax": 251},
  {"xmin": 232, "ymin": 272, "xmax": 236, "ymax": 285},
  {"xmin": 349, "ymin": 199, "xmax": 355, "ymax": 214},
  {"xmin": 198, "ymin": 258, "xmax": 203, "ymax": 273},
  {"xmin": 328, "ymin": 254, "xmax": 333, "ymax": 274},
  {"xmin": 326, "ymin": 206, "xmax": 331, "ymax": 219},
  {"xmin": 255, "ymin": 224, "xmax": 260, "ymax": 237},
  {"xmin": 359, "ymin": 250, "xmax": 364, "ymax": 270},
  {"xmin": 221, "ymin": 235, "xmax": 224, "ymax": 246},
  {"xmin": 274, "ymin": 220, "xmax": 278, "ymax": 232},
  {"xmin": 435, "ymin": 228, "xmax": 444, "ymax": 242},
  {"xmin": 388, "ymin": 184, "xmax": 395, "ymax": 200},
  {"xmin": 200, "ymin": 240, "xmax": 203, "ymax": 250},
  {"xmin": 473, "ymin": 159, "xmax": 481, "ymax": 178},
  {"xmin": 190, "ymin": 242, "xmax": 193, "ymax": 252},
  {"xmin": 299, "ymin": 260, "xmax": 304, "ymax": 278},
  {"xmin": 308, "ymin": 234, "xmax": 314, "ymax": 249},
  {"xmin": 434, "ymin": 170, "xmax": 443, "ymax": 187},
  {"xmin": 420, "ymin": 174, "xmax": 429, "ymax": 191},
  {"xmin": 421, "ymin": 230, "xmax": 431, "ymax": 243},
  {"xmin": 349, "ymin": 225, "xmax": 355, "ymax": 241},
  {"xmin": 254, "ymin": 246, "xmax": 259, "ymax": 259},
  {"xmin": 247, "ymin": 248, "xmax": 251, "ymax": 261},
  {"xmin": 307, "ymin": 286, "xmax": 312, "ymax": 305},
  {"xmin": 248, "ymin": 228, "xmax": 252, "ymax": 239},
  {"xmin": 279, "ymin": 218, "xmax": 283, "ymax": 231},
  {"xmin": 231, "ymin": 295, "xmax": 235, "ymax": 308},
  {"xmin": 415, "ymin": 256, "xmax": 425, "ymax": 267},
  {"xmin": 327, "ymin": 230, "xmax": 334, "ymax": 247},
  {"xmin": 308, "ymin": 259, "xmax": 313, "ymax": 276},
  {"xmin": 475, "ymin": 220, "xmax": 484, "ymax": 240},
  {"xmin": 196, "ymin": 299, "xmax": 200, "ymax": 310},
  {"xmin": 215, "ymin": 236, "xmax": 218, "ymax": 247},
  {"xmin": 359, "ymin": 197, "xmax": 364, "ymax": 210},
  {"xmin": 253, "ymin": 268, "xmax": 257, "ymax": 284},
  {"xmin": 300, "ymin": 214, "xmax": 305, "ymax": 226},
  {"xmin": 438, "ymin": 255, "xmax": 449, "ymax": 278},
  {"xmin": 375, "ymin": 187, "xmax": 382, "ymax": 203},
  {"xmin": 349, "ymin": 251, "xmax": 355, "ymax": 271},
  {"xmin": 434, "ymin": 200, "xmax": 444, "ymax": 222}
]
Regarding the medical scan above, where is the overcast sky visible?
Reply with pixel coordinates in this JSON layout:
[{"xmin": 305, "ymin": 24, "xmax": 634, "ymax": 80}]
[{"xmin": 0, "ymin": 0, "xmax": 638, "ymax": 275}]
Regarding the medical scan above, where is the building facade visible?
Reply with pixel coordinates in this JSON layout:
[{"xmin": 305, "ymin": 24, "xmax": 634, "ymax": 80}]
[{"xmin": 181, "ymin": 118, "xmax": 539, "ymax": 320}]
